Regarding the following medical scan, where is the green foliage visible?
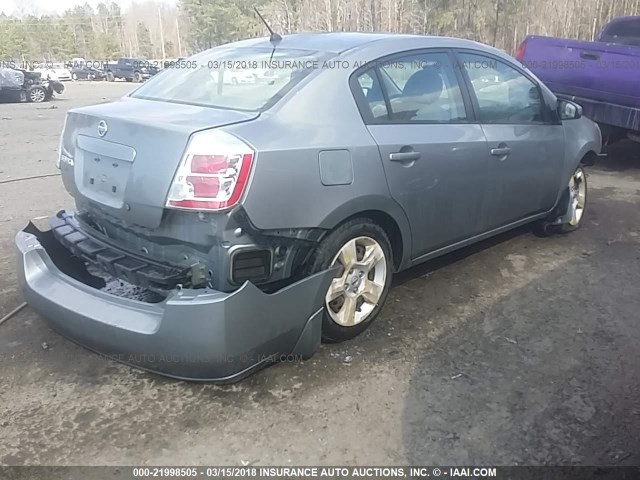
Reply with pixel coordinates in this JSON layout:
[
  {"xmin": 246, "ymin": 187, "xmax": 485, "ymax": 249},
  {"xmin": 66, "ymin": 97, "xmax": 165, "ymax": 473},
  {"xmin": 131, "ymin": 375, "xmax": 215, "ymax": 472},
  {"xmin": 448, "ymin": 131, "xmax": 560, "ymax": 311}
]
[
  {"xmin": 164, "ymin": 40, "xmax": 176, "ymax": 58},
  {"xmin": 0, "ymin": 2, "xmax": 126, "ymax": 62},
  {"xmin": 0, "ymin": 0, "xmax": 638, "ymax": 61},
  {"xmin": 136, "ymin": 22, "xmax": 153, "ymax": 58},
  {"xmin": 179, "ymin": 0, "xmax": 264, "ymax": 51}
]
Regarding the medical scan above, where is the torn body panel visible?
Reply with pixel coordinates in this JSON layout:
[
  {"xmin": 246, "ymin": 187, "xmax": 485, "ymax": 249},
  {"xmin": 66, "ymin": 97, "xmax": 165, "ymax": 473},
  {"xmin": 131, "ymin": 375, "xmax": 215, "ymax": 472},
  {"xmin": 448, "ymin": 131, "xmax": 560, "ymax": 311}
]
[
  {"xmin": 16, "ymin": 224, "xmax": 338, "ymax": 382},
  {"xmin": 57, "ymin": 208, "xmax": 327, "ymax": 293}
]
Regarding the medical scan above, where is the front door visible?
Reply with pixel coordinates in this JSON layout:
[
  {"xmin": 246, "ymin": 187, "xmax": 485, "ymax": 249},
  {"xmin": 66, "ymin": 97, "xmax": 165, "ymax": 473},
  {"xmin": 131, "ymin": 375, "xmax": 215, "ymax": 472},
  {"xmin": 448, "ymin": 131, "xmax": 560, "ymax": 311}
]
[{"xmin": 456, "ymin": 51, "xmax": 565, "ymax": 229}]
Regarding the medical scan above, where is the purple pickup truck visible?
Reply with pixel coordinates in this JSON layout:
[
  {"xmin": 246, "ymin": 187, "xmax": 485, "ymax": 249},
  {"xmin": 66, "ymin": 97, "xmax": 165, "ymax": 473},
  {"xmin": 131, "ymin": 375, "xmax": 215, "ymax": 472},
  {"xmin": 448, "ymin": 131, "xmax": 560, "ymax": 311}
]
[{"xmin": 517, "ymin": 16, "xmax": 640, "ymax": 144}]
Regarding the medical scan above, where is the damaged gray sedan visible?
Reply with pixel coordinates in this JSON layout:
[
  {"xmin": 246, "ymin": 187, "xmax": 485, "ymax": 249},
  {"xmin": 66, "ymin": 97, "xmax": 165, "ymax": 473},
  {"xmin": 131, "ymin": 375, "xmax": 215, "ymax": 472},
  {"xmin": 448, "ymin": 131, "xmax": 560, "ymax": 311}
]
[{"xmin": 16, "ymin": 33, "xmax": 601, "ymax": 382}]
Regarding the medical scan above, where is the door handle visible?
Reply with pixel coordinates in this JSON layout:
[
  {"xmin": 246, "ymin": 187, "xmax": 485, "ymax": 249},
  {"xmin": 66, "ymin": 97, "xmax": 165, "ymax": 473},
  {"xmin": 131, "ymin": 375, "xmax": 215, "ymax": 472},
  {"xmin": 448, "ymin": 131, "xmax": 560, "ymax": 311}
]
[
  {"xmin": 389, "ymin": 151, "xmax": 421, "ymax": 162},
  {"xmin": 580, "ymin": 51, "xmax": 600, "ymax": 61},
  {"xmin": 490, "ymin": 147, "xmax": 512, "ymax": 157}
]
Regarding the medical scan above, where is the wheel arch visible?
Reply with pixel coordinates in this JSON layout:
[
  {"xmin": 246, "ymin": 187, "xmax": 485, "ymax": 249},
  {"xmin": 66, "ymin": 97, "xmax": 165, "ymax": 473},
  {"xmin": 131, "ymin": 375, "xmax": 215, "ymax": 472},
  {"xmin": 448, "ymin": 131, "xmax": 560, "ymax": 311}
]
[
  {"xmin": 555, "ymin": 117, "xmax": 601, "ymax": 208},
  {"xmin": 319, "ymin": 197, "xmax": 412, "ymax": 272},
  {"xmin": 580, "ymin": 149, "xmax": 599, "ymax": 166}
]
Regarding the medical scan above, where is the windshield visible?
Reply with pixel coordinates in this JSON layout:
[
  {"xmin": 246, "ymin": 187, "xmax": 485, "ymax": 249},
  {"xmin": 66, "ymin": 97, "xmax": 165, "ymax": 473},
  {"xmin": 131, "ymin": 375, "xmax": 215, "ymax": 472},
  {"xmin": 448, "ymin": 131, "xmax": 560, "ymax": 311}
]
[{"xmin": 131, "ymin": 46, "xmax": 332, "ymax": 111}]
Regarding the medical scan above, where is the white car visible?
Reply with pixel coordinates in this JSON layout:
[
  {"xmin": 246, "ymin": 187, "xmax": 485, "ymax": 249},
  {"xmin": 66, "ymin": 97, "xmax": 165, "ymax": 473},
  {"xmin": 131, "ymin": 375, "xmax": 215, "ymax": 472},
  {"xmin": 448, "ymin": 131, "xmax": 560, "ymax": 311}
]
[
  {"xmin": 35, "ymin": 63, "xmax": 72, "ymax": 82},
  {"xmin": 210, "ymin": 68, "xmax": 256, "ymax": 85}
]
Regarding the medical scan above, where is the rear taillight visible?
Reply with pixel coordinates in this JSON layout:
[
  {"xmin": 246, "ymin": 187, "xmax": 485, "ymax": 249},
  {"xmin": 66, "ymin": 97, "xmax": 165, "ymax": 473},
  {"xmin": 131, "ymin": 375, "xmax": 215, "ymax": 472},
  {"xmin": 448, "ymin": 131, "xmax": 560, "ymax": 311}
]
[
  {"xmin": 515, "ymin": 41, "xmax": 526, "ymax": 63},
  {"xmin": 166, "ymin": 130, "xmax": 254, "ymax": 211}
]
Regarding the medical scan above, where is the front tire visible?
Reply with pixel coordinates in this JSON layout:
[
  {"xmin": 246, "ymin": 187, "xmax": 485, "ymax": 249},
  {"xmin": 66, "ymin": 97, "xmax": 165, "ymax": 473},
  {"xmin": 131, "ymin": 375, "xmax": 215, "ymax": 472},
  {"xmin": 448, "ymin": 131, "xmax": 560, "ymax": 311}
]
[
  {"xmin": 307, "ymin": 219, "xmax": 393, "ymax": 342},
  {"xmin": 538, "ymin": 166, "xmax": 588, "ymax": 235},
  {"xmin": 27, "ymin": 86, "xmax": 46, "ymax": 103}
]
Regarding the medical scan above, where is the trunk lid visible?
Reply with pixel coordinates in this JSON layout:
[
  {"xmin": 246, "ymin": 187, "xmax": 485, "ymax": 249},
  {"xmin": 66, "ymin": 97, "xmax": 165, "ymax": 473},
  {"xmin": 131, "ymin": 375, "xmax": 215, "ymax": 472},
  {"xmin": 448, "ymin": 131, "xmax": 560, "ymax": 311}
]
[{"xmin": 61, "ymin": 97, "xmax": 259, "ymax": 228}]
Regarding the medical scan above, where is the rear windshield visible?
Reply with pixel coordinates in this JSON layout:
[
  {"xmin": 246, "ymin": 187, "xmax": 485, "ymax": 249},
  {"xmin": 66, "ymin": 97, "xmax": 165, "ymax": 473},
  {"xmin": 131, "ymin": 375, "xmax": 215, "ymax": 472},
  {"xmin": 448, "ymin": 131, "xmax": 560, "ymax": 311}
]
[
  {"xmin": 131, "ymin": 46, "xmax": 331, "ymax": 111},
  {"xmin": 600, "ymin": 18, "xmax": 640, "ymax": 46}
]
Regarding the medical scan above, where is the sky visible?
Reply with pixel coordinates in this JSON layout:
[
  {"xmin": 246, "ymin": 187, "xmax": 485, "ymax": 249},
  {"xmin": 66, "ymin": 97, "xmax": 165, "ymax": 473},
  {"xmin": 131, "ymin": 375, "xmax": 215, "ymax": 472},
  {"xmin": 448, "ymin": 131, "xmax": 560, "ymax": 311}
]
[{"xmin": 0, "ymin": 0, "xmax": 176, "ymax": 16}]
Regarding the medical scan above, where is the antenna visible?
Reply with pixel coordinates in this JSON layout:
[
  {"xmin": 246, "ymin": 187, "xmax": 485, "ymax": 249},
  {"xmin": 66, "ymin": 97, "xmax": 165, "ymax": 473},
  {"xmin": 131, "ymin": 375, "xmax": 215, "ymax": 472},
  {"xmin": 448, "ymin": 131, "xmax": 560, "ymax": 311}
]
[{"xmin": 254, "ymin": 8, "xmax": 282, "ymax": 44}]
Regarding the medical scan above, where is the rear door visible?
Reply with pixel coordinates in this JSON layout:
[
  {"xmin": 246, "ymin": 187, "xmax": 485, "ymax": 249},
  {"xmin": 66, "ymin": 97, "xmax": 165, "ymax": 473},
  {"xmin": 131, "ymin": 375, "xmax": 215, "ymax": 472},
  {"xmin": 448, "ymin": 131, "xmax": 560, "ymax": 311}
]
[
  {"xmin": 455, "ymin": 50, "xmax": 564, "ymax": 229},
  {"xmin": 353, "ymin": 50, "xmax": 491, "ymax": 259}
]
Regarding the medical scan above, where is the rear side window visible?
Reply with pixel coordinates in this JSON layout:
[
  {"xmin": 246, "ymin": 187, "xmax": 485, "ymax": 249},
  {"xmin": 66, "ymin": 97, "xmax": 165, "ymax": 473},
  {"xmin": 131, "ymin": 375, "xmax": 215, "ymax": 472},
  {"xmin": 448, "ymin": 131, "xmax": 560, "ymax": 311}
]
[
  {"xmin": 459, "ymin": 52, "xmax": 543, "ymax": 124},
  {"xmin": 355, "ymin": 52, "xmax": 467, "ymax": 123},
  {"xmin": 356, "ymin": 70, "xmax": 389, "ymax": 119},
  {"xmin": 131, "ymin": 47, "xmax": 331, "ymax": 111}
]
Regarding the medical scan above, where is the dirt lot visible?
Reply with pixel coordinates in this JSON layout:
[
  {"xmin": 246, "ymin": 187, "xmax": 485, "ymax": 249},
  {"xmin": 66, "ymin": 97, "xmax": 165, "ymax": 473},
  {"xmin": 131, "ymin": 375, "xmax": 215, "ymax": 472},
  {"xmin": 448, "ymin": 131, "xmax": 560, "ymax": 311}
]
[{"xmin": 1, "ymin": 81, "xmax": 639, "ymax": 466}]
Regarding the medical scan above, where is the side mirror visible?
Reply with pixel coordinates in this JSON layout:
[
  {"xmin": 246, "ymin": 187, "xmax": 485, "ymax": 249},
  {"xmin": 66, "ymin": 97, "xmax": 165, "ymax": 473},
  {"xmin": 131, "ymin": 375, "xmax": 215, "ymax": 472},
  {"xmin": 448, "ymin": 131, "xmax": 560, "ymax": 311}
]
[{"xmin": 558, "ymin": 99, "xmax": 582, "ymax": 120}]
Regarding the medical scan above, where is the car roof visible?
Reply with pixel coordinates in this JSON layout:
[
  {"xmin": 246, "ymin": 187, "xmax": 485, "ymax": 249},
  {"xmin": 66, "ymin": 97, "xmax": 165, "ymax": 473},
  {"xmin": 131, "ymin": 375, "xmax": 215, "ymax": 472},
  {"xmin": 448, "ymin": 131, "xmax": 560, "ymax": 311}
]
[{"xmin": 227, "ymin": 32, "xmax": 494, "ymax": 54}]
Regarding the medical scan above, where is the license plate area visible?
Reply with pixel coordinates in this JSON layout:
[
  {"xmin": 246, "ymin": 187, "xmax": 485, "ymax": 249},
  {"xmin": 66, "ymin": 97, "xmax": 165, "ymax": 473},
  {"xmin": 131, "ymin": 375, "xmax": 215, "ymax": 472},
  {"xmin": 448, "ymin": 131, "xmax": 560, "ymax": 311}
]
[
  {"xmin": 75, "ymin": 135, "xmax": 136, "ymax": 209},
  {"xmin": 82, "ymin": 155, "xmax": 130, "ymax": 205}
]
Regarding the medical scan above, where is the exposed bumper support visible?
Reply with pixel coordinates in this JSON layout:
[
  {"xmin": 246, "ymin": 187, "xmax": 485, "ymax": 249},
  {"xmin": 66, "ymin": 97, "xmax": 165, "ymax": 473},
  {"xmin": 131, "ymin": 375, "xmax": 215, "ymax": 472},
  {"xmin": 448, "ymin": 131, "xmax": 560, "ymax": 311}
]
[{"xmin": 16, "ymin": 226, "xmax": 337, "ymax": 382}]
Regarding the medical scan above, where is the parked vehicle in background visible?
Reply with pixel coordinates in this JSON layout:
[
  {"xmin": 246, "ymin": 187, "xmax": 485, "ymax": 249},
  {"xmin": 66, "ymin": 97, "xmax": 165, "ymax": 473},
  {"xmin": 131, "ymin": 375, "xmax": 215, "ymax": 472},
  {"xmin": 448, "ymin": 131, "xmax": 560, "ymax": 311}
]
[
  {"xmin": 0, "ymin": 68, "xmax": 64, "ymax": 103},
  {"xmin": 517, "ymin": 16, "xmax": 640, "ymax": 144},
  {"xmin": 70, "ymin": 64, "xmax": 105, "ymax": 81},
  {"xmin": 105, "ymin": 57, "xmax": 159, "ymax": 82},
  {"xmin": 252, "ymin": 67, "xmax": 288, "ymax": 84},
  {"xmin": 36, "ymin": 79, "xmax": 65, "ymax": 102},
  {"xmin": 53, "ymin": 63, "xmax": 74, "ymax": 80},
  {"xmin": 17, "ymin": 34, "xmax": 601, "ymax": 382},
  {"xmin": 35, "ymin": 63, "xmax": 73, "ymax": 82},
  {"xmin": 0, "ymin": 67, "xmax": 26, "ymax": 102},
  {"xmin": 210, "ymin": 67, "xmax": 257, "ymax": 85}
]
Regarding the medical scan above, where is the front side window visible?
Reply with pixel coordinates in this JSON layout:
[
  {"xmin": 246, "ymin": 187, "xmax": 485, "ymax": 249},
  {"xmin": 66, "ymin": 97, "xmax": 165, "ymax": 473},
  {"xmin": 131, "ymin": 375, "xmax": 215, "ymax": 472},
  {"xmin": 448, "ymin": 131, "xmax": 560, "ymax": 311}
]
[{"xmin": 459, "ymin": 52, "xmax": 543, "ymax": 123}]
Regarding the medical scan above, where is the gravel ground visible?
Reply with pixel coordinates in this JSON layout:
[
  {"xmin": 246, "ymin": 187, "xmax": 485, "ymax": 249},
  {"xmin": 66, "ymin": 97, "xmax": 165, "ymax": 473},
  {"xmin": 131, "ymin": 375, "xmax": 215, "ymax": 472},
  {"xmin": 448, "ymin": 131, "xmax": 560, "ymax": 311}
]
[{"xmin": 1, "ymin": 82, "xmax": 639, "ymax": 466}]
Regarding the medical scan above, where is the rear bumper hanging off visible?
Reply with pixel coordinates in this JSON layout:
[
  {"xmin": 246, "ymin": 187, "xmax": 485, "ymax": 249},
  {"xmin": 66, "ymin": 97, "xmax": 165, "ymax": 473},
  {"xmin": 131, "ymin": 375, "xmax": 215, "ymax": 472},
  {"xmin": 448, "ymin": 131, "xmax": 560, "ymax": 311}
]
[{"xmin": 15, "ymin": 223, "xmax": 336, "ymax": 382}]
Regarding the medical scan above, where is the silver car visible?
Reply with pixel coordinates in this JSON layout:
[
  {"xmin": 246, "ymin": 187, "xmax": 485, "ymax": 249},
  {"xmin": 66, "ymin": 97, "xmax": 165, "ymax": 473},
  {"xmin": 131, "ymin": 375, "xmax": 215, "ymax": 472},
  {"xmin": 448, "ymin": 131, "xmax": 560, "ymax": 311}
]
[{"xmin": 16, "ymin": 33, "xmax": 601, "ymax": 382}]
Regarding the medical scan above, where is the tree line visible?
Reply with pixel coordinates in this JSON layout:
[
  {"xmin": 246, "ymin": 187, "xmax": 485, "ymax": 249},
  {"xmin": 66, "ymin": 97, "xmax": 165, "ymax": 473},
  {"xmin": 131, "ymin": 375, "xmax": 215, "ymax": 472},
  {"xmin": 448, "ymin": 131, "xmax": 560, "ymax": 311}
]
[{"xmin": 1, "ymin": 0, "xmax": 639, "ymax": 62}]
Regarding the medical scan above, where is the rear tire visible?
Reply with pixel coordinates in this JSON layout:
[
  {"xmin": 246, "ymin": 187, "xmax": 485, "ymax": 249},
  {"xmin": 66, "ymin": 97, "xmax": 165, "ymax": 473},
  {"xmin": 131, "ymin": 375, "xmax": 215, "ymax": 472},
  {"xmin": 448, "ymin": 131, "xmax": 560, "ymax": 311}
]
[
  {"xmin": 106, "ymin": 71, "xmax": 115, "ymax": 82},
  {"xmin": 306, "ymin": 218, "xmax": 393, "ymax": 342},
  {"xmin": 133, "ymin": 72, "xmax": 143, "ymax": 83}
]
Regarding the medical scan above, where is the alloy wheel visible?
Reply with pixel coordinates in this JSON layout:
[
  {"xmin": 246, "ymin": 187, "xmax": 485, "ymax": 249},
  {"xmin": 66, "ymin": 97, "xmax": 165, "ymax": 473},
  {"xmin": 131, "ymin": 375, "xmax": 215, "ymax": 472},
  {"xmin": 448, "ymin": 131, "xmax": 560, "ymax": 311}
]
[
  {"xmin": 29, "ymin": 88, "xmax": 46, "ymax": 103},
  {"xmin": 325, "ymin": 236, "xmax": 387, "ymax": 327},
  {"xmin": 568, "ymin": 168, "xmax": 586, "ymax": 226}
]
